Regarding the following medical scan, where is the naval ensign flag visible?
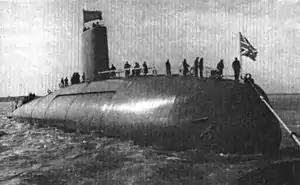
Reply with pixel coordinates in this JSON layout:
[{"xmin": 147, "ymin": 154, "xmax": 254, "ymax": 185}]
[
  {"xmin": 83, "ymin": 10, "xmax": 103, "ymax": 23},
  {"xmin": 239, "ymin": 32, "xmax": 258, "ymax": 61}
]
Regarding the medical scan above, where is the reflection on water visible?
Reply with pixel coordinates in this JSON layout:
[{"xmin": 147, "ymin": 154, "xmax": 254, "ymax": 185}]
[{"xmin": 0, "ymin": 99, "xmax": 299, "ymax": 185}]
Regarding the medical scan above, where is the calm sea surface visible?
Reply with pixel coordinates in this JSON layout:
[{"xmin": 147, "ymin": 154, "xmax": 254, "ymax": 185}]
[{"xmin": 0, "ymin": 94, "xmax": 299, "ymax": 185}]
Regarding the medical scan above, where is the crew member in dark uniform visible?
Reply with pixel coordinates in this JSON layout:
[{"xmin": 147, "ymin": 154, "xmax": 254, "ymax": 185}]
[
  {"xmin": 110, "ymin": 64, "xmax": 116, "ymax": 78},
  {"xmin": 232, "ymin": 57, "xmax": 241, "ymax": 81},
  {"xmin": 199, "ymin": 58, "xmax": 204, "ymax": 78},
  {"xmin": 71, "ymin": 72, "xmax": 80, "ymax": 85},
  {"xmin": 124, "ymin": 61, "xmax": 131, "ymax": 77},
  {"xmin": 165, "ymin": 59, "xmax": 171, "ymax": 76},
  {"xmin": 60, "ymin": 77, "xmax": 65, "ymax": 88},
  {"xmin": 217, "ymin": 59, "xmax": 224, "ymax": 76},
  {"xmin": 142, "ymin": 61, "xmax": 148, "ymax": 76},
  {"xmin": 64, "ymin": 77, "xmax": 69, "ymax": 87},
  {"xmin": 194, "ymin": 57, "xmax": 199, "ymax": 77},
  {"xmin": 182, "ymin": 59, "xmax": 189, "ymax": 76},
  {"xmin": 134, "ymin": 62, "xmax": 141, "ymax": 77}
]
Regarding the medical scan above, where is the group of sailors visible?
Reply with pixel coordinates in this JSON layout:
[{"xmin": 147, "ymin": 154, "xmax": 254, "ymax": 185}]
[
  {"xmin": 109, "ymin": 57, "xmax": 241, "ymax": 81},
  {"xmin": 181, "ymin": 57, "xmax": 241, "ymax": 80},
  {"xmin": 181, "ymin": 57, "xmax": 204, "ymax": 77},
  {"xmin": 124, "ymin": 61, "xmax": 150, "ymax": 77},
  {"xmin": 58, "ymin": 57, "xmax": 241, "ymax": 88},
  {"xmin": 107, "ymin": 61, "xmax": 153, "ymax": 78},
  {"xmin": 59, "ymin": 72, "xmax": 85, "ymax": 88},
  {"xmin": 13, "ymin": 92, "xmax": 36, "ymax": 110},
  {"xmin": 83, "ymin": 21, "xmax": 102, "ymax": 32}
]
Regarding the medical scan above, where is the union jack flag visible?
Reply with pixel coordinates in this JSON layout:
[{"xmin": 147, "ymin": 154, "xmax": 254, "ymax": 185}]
[{"xmin": 240, "ymin": 32, "xmax": 258, "ymax": 61}]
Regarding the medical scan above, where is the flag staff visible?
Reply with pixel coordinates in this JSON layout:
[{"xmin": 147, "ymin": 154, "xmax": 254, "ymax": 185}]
[
  {"xmin": 78, "ymin": 6, "xmax": 82, "ymax": 73},
  {"xmin": 82, "ymin": 9, "xmax": 85, "ymax": 32},
  {"xmin": 239, "ymin": 32, "xmax": 243, "ymax": 78}
]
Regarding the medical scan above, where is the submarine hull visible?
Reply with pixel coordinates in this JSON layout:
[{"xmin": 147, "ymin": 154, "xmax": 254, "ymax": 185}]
[{"xmin": 12, "ymin": 76, "xmax": 282, "ymax": 154}]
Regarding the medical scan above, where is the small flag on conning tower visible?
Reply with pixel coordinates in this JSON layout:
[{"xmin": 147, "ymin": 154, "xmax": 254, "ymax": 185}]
[
  {"xmin": 83, "ymin": 10, "xmax": 103, "ymax": 23},
  {"xmin": 239, "ymin": 32, "xmax": 258, "ymax": 61}
]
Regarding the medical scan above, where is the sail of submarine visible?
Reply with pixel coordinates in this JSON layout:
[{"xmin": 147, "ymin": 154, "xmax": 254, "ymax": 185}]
[{"xmin": 11, "ymin": 12, "xmax": 282, "ymax": 154}]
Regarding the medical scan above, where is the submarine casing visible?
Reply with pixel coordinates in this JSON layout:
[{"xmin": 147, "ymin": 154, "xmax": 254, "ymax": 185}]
[
  {"xmin": 11, "ymin": 23, "xmax": 282, "ymax": 154},
  {"xmin": 12, "ymin": 75, "xmax": 282, "ymax": 154}
]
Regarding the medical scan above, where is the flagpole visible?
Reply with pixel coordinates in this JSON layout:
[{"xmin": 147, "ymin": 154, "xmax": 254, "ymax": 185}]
[
  {"xmin": 81, "ymin": 9, "xmax": 85, "ymax": 74},
  {"xmin": 239, "ymin": 32, "xmax": 243, "ymax": 78},
  {"xmin": 79, "ymin": 7, "xmax": 81, "ymax": 73},
  {"xmin": 82, "ymin": 9, "xmax": 85, "ymax": 32}
]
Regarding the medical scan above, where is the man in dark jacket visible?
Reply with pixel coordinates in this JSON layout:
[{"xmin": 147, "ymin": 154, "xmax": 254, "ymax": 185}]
[
  {"xmin": 64, "ymin": 77, "xmax": 69, "ymax": 86},
  {"xmin": 134, "ymin": 62, "xmax": 141, "ymax": 77},
  {"xmin": 124, "ymin": 61, "xmax": 131, "ymax": 77},
  {"xmin": 142, "ymin": 61, "xmax": 148, "ymax": 76},
  {"xmin": 199, "ymin": 58, "xmax": 204, "ymax": 78},
  {"xmin": 232, "ymin": 57, "xmax": 241, "ymax": 81},
  {"xmin": 182, "ymin": 59, "xmax": 189, "ymax": 76},
  {"xmin": 217, "ymin": 59, "xmax": 224, "ymax": 76},
  {"xmin": 110, "ymin": 64, "xmax": 116, "ymax": 78},
  {"xmin": 60, "ymin": 77, "xmax": 65, "ymax": 88},
  {"xmin": 194, "ymin": 57, "xmax": 199, "ymax": 77},
  {"xmin": 165, "ymin": 60, "xmax": 171, "ymax": 76}
]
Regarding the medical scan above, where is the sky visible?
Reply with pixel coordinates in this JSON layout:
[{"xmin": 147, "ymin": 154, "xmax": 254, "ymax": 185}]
[{"xmin": 1, "ymin": 0, "xmax": 300, "ymax": 96}]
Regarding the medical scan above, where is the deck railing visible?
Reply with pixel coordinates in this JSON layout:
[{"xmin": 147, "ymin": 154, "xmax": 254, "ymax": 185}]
[{"xmin": 97, "ymin": 66, "xmax": 238, "ymax": 80}]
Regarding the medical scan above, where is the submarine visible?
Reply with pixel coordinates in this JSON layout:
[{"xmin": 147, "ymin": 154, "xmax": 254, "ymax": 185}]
[{"xmin": 11, "ymin": 13, "xmax": 282, "ymax": 155}]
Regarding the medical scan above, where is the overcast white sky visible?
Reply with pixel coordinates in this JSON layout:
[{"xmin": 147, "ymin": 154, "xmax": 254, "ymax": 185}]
[{"xmin": 1, "ymin": 0, "xmax": 300, "ymax": 96}]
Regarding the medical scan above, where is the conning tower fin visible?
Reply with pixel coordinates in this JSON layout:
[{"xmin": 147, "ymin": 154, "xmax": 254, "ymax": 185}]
[{"xmin": 82, "ymin": 10, "xmax": 109, "ymax": 82}]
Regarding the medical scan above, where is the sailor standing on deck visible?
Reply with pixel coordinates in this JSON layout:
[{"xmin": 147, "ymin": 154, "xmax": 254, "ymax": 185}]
[
  {"xmin": 133, "ymin": 62, "xmax": 141, "ymax": 77},
  {"xmin": 232, "ymin": 57, "xmax": 241, "ymax": 81},
  {"xmin": 217, "ymin": 59, "xmax": 224, "ymax": 76},
  {"xmin": 199, "ymin": 58, "xmax": 204, "ymax": 78},
  {"xmin": 110, "ymin": 64, "xmax": 116, "ymax": 78},
  {"xmin": 124, "ymin": 61, "xmax": 131, "ymax": 77},
  {"xmin": 182, "ymin": 59, "xmax": 189, "ymax": 76},
  {"xmin": 165, "ymin": 59, "xmax": 171, "ymax": 76},
  {"xmin": 59, "ymin": 77, "xmax": 65, "ymax": 88},
  {"xmin": 64, "ymin": 77, "xmax": 69, "ymax": 87},
  {"xmin": 194, "ymin": 57, "xmax": 199, "ymax": 77},
  {"xmin": 142, "ymin": 61, "xmax": 148, "ymax": 76}
]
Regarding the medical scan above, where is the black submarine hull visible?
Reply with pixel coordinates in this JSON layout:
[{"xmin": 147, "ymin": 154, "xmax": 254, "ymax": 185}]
[{"xmin": 12, "ymin": 75, "xmax": 282, "ymax": 154}]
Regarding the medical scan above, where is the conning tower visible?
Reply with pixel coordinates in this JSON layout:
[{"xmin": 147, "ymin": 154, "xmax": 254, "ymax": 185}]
[{"xmin": 82, "ymin": 25, "xmax": 109, "ymax": 82}]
